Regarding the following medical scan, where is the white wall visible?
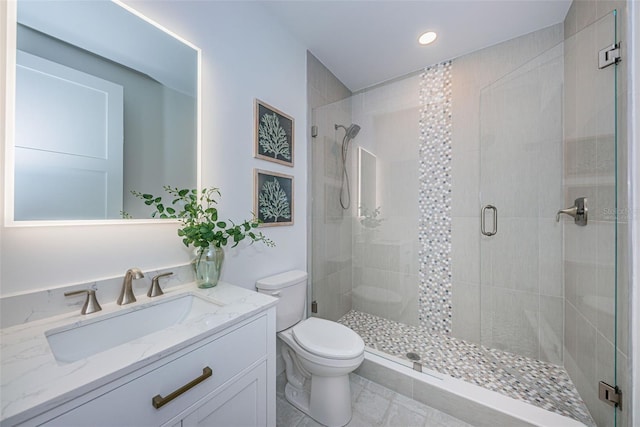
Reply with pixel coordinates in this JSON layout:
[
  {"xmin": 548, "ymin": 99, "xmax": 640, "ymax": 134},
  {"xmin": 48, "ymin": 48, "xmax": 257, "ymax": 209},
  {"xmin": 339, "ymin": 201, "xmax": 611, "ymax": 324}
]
[{"xmin": 0, "ymin": 1, "xmax": 307, "ymax": 295}]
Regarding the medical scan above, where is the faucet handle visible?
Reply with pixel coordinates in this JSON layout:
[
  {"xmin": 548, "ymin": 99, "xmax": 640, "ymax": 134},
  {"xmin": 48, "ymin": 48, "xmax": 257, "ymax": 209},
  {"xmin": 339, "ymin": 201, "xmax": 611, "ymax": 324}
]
[
  {"xmin": 65, "ymin": 289, "xmax": 102, "ymax": 315},
  {"xmin": 148, "ymin": 272, "xmax": 173, "ymax": 297}
]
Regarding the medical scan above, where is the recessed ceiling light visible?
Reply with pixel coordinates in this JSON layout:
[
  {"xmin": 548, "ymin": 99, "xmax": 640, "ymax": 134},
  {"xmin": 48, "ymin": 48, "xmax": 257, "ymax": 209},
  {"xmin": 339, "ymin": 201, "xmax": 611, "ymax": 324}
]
[{"xmin": 418, "ymin": 31, "xmax": 437, "ymax": 46}]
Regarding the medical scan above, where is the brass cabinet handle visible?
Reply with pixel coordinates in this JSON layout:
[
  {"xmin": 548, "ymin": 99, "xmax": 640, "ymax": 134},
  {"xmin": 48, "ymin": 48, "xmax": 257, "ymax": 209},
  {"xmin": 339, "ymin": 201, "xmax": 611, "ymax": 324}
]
[{"xmin": 152, "ymin": 366, "xmax": 213, "ymax": 409}]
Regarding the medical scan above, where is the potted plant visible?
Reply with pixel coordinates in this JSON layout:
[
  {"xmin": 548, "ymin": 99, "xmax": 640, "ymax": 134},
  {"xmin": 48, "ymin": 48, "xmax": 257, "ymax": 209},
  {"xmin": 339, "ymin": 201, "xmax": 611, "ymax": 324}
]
[{"xmin": 133, "ymin": 186, "xmax": 274, "ymax": 288}]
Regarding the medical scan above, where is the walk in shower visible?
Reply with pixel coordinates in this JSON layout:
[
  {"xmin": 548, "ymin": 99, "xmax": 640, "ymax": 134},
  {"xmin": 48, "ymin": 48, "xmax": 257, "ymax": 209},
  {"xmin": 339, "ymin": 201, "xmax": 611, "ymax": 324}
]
[{"xmin": 309, "ymin": 9, "xmax": 627, "ymax": 427}]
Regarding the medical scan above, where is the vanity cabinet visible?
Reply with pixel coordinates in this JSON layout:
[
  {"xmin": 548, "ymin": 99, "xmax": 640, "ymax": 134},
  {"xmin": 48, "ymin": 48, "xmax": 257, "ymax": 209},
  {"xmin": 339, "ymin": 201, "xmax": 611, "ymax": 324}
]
[{"xmin": 22, "ymin": 310, "xmax": 274, "ymax": 427}]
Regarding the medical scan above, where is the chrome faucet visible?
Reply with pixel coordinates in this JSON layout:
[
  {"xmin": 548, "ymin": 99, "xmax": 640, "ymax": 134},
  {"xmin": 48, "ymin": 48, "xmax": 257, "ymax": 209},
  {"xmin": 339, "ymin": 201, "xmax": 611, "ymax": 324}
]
[{"xmin": 118, "ymin": 268, "xmax": 144, "ymax": 305}]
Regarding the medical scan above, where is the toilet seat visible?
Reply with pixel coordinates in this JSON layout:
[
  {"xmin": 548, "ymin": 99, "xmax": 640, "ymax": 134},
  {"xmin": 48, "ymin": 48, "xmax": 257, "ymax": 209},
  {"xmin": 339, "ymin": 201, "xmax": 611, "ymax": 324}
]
[{"xmin": 292, "ymin": 317, "xmax": 364, "ymax": 360}]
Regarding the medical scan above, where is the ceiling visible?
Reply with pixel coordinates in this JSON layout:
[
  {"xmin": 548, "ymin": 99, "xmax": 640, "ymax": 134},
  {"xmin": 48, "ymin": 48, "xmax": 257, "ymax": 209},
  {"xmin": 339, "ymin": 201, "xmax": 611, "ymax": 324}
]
[{"xmin": 262, "ymin": 0, "xmax": 572, "ymax": 92}]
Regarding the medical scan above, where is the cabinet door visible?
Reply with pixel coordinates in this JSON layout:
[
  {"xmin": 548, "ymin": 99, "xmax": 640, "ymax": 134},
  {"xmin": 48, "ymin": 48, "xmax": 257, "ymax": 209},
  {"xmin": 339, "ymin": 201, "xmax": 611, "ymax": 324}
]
[{"xmin": 179, "ymin": 362, "xmax": 267, "ymax": 427}]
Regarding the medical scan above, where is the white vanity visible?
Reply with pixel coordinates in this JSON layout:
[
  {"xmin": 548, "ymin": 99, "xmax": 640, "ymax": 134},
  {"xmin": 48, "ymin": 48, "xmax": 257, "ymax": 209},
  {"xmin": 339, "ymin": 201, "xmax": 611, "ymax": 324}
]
[{"xmin": 0, "ymin": 283, "xmax": 277, "ymax": 427}]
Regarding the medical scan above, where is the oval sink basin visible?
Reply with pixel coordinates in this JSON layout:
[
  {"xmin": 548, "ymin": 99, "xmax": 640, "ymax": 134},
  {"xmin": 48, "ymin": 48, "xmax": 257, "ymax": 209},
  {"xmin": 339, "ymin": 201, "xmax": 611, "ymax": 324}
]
[{"xmin": 45, "ymin": 294, "xmax": 220, "ymax": 363}]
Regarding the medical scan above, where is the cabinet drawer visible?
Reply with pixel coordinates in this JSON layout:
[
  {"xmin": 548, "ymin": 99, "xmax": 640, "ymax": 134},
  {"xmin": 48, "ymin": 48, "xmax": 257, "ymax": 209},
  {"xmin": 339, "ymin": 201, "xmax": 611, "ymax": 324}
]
[
  {"xmin": 43, "ymin": 315, "xmax": 267, "ymax": 426},
  {"xmin": 166, "ymin": 361, "xmax": 267, "ymax": 427}
]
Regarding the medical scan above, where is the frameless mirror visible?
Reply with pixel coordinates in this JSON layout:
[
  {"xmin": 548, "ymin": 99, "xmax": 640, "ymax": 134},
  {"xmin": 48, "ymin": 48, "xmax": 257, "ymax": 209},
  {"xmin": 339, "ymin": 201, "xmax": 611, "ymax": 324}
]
[
  {"xmin": 358, "ymin": 147, "xmax": 376, "ymax": 217},
  {"xmin": 8, "ymin": 0, "xmax": 199, "ymax": 222}
]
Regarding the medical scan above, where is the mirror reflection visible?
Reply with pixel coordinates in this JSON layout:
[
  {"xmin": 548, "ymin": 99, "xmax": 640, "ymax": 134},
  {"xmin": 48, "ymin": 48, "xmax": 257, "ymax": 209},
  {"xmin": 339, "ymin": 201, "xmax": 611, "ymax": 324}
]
[{"xmin": 12, "ymin": 0, "xmax": 198, "ymax": 221}]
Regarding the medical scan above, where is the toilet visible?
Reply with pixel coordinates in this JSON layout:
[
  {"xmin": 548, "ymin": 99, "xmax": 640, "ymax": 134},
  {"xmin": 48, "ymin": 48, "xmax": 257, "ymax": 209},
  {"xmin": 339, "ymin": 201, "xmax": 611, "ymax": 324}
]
[{"xmin": 256, "ymin": 270, "xmax": 364, "ymax": 427}]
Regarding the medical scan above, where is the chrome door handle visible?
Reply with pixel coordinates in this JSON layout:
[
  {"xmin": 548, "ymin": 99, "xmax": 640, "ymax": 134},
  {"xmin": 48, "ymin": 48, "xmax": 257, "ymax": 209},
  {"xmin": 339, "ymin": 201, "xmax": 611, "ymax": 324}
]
[
  {"xmin": 481, "ymin": 205, "xmax": 497, "ymax": 236},
  {"xmin": 556, "ymin": 197, "xmax": 587, "ymax": 226}
]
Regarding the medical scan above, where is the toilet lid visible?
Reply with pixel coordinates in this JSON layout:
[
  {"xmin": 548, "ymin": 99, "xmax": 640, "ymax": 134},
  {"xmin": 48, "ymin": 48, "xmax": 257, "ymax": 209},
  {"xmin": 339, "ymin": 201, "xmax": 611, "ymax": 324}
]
[{"xmin": 292, "ymin": 317, "xmax": 364, "ymax": 360}]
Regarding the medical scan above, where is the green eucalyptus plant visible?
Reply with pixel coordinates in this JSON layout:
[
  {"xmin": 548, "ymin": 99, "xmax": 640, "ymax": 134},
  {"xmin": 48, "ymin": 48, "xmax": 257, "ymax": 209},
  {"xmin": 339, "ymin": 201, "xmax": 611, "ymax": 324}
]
[{"xmin": 132, "ymin": 186, "xmax": 274, "ymax": 251}]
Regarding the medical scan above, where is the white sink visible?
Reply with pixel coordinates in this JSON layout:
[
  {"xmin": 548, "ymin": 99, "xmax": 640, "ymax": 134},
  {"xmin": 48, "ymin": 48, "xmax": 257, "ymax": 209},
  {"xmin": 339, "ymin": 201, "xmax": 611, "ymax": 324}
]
[{"xmin": 45, "ymin": 294, "xmax": 220, "ymax": 363}]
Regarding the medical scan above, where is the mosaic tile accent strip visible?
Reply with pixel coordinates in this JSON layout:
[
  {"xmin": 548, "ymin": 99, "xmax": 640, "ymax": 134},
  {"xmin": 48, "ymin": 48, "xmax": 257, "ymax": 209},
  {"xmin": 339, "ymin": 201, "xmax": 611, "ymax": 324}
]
[
  {"xmin": 418, "ymin": 61, "xmax": 453, "ymax": 334},
  {"xmin": 339, "ymin": 310, "xmax": 595, "ymax": 427}
]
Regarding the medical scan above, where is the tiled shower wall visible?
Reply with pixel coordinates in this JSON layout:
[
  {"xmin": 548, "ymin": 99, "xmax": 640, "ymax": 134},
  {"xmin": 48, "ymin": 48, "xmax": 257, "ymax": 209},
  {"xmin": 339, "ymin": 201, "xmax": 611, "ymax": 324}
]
[
  {"xmin": 307, "ymin": 52, "xmax": 353, "ymax": 321},
  {"xmin": 418, "ymin": 62, "xmax": 453, "ymax": 334},
  {"xmin": 562, "ymin": 1, "xmax": 629, "ymax": 426}
]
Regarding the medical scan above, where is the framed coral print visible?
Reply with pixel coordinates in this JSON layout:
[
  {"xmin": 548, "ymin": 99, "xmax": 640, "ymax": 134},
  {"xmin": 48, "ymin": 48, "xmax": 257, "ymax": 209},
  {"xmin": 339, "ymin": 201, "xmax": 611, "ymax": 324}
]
[
  {"xmin": 254, "ymin": 99, "xmax": 294, "ymax": 167},
  {"xmin": 254, "ymin": 169, "xmax": 294, "ymax": 227}
]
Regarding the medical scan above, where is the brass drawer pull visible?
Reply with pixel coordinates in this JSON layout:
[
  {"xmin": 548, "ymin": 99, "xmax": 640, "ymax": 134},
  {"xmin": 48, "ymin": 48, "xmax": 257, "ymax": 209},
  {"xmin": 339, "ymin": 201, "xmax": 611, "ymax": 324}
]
[{"xmin": 152, "ymin": 366, "xmax": 213, "ymax": 409}]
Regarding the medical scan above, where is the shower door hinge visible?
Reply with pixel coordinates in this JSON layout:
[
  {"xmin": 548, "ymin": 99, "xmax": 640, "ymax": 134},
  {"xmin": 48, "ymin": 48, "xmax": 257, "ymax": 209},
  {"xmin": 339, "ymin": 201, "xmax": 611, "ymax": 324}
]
[
  {"xmin": 598, "ymin": 381, "xmax": 622, "ymax": 409},
  {"xmin": 599, "ymin": 43, "xmax": 621, "ymax": 69},
  {"xmin": 311, "ymin": 300, "xmax": 318, "ymax": 313}
]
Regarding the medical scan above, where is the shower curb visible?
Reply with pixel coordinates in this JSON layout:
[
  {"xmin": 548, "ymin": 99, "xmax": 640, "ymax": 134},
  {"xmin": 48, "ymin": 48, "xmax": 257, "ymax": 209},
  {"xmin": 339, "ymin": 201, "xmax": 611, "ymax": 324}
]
[{"xmin": 355, "ymin": 351, "xmax": 588, "ymax": 427}]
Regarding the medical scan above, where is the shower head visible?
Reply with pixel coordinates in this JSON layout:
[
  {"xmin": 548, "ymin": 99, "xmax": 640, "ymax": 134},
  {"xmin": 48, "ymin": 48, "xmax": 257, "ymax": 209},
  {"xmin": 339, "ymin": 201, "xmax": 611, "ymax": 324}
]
[
  {"xmin": 335, "ymin": 123, "xmax": 361, "ymax": 141},
  {"xmin": 346, "ymin": 124, "xmax": 361, "ymax": 139}
]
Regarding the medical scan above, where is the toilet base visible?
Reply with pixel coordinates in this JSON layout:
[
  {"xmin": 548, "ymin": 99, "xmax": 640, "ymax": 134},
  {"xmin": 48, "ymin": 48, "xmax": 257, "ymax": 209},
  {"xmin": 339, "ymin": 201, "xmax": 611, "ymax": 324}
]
[{"xmin": 284, "ymin": 374, "xmax": 353, "ymax": 427}]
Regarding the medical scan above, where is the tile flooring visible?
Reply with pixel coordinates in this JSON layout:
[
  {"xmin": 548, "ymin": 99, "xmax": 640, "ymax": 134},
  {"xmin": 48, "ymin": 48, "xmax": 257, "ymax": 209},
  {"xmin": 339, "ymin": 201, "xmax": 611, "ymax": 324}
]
[
  {"xmin": 338, "ymin": 310, "xmax": 595, "ymax": 426},
  {"xmin": 276, "ymin": 372, "xmax": 473, "ymax": 427}
]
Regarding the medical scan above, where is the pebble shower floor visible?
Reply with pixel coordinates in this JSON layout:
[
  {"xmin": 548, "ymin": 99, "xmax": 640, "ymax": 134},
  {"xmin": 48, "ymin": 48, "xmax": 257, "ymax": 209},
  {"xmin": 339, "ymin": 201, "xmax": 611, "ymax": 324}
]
[{"xmin": 339, "ymin": 310, "xmax": 595, "ymax": 426}]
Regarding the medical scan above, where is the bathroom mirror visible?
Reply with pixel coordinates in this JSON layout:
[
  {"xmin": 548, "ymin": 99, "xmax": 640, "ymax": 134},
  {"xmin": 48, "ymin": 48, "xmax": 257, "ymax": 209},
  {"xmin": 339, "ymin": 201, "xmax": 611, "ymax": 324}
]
[
  {"xmin": 6, "ymin": 0, "xmax": 199, "ymax": 222},
  {"xmin": 357, "ymin": 147, "xmax": 376, "ymax": 217}
]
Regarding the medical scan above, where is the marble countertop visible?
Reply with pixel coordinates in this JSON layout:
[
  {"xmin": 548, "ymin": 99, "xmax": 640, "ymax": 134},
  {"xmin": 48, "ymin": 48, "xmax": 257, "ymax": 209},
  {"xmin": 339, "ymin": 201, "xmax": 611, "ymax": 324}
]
[{"xmin": 0, "ymin": 282, "xmax": 277, "ymax": 425}]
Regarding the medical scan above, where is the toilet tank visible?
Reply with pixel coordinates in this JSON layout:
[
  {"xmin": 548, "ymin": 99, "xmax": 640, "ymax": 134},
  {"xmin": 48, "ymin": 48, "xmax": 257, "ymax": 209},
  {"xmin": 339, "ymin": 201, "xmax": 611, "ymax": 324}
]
[{"xmin": 256, "ymin": 270, "xmax": 308, "ymax": 332}]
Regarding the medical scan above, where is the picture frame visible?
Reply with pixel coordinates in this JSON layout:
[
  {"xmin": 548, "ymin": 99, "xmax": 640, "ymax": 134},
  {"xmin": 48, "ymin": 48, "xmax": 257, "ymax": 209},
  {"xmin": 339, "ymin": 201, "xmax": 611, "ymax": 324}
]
[
  {"xmin": 254, "ymin": 99, "xmax": 294, "ymax": 167},
  {"xmin": 254, "ymin": 169, "xmax": 294, "ymax": 227}
]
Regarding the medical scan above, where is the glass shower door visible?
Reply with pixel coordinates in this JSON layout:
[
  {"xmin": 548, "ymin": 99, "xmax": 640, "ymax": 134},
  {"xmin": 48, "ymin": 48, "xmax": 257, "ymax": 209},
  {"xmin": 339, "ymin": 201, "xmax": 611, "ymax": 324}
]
[
  {"xmin": 479, "ymin": 40, "xmax": 565, "ymax": 363},
  {"xmin": 479, "ymin": 10, "xmax": 620, "ymax": 427}
]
